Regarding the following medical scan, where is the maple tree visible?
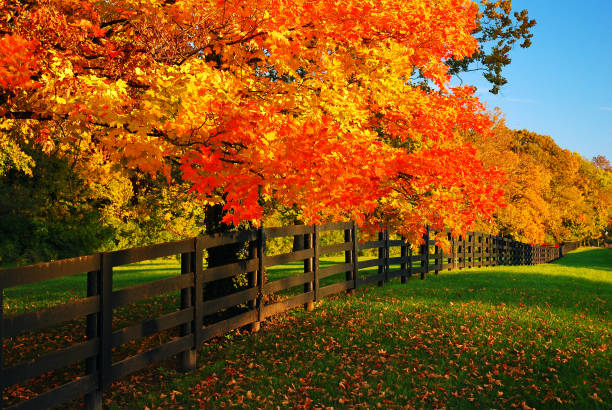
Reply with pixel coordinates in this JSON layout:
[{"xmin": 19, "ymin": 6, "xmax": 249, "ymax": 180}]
[{"xmin": 1, "ymin": 0, "xmax": 511, "ymax": 247}]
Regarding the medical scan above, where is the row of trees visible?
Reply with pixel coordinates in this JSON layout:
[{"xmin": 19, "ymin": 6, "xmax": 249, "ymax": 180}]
[
  {"xmin": 464, "ymin": 115, "xmax": 611, "ymax": 245},
  {"xmin": 4, "ymin": 0, "xmax": 605, "ymax": 266}
]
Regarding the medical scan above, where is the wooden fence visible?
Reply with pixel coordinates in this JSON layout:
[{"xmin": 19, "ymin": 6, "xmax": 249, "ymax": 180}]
[{"xmin": 0, "ymin": 223, "xmax": 577, "ymax": 409}]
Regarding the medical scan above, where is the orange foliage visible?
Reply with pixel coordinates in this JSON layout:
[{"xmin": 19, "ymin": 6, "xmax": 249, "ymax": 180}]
[{"xmin": 0, "ymin": 0, "xmax": 504, "ymax": 243}]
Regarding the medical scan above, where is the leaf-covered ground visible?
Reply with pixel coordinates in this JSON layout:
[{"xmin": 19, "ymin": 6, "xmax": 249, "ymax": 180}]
[{"xmin": 100, "ymin": 247, "xmax": 611, "ymax": 409}]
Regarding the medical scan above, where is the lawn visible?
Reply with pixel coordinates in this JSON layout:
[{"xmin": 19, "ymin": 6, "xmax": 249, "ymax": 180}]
[
  {"xmin": 101, "ymin": 247, "xmax": 610, "ymax": 409},
  {"xmin": 2, "ymin": 248, "xmax": 610, "ymax": 408}
]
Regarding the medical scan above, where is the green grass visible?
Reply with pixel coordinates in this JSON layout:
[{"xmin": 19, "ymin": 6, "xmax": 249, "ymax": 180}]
[
  {"xmin": 3, "ymin": 248, "xmax": 611, "ymax": 408},
  {"xmin": 102, "ymin": 247, "xmax": 610, "ymax": 409}
]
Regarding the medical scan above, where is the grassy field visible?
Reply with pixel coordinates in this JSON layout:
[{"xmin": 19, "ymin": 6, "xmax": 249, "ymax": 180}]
[
  {"xmin": 2, "ymin": 248, "xmax": 610, "ymax": 408},
  {"xmin": 98, "ymin": 247, "xmax": 611, "ymax": 409}
]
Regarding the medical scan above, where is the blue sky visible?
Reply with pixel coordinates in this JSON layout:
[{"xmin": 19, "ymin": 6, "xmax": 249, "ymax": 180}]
[{"xmin": 454, "ymin": 0, "xmax": 612, "ymax": 160}]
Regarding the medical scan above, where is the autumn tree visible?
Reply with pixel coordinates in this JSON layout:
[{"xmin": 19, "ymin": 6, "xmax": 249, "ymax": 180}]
[
  {"xmin": 464, "ymin": 114, "xmax": 612, "ymax": 244},
  {"xmin": 1, "ymin": 0, "xmax": 512, "ymax": 258}
]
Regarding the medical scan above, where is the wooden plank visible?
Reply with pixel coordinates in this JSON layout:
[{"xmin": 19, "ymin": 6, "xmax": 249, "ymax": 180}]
[
  {"xmin": 318, "ymin": 263, "xmax": 352, "ymax": 279},
  {"xmin": 357, "ymin": 258, "xmax": 383, "ymax": 269},
  {"xmin": 388, "ymin": 268, "xmax": 409, "ymax": 278},
  {"xmin": 0, "ymin": 290, "xmax": 4, "ymax": 409},
  {"xmin": 3, "ymin": 296, "xmax": 100, "ymax": 338},
  {"xmin": 110, "ymin": 335, "xmax": 194, "ymax": 381},
  {"xmin": 3, "ymin": 339, "xmax": 99, "ymax": 387},
  {"xmin": 264, "ymin": 272, "xmax": 314, "ymax": 294},
  {"xmin": 0, "ymin": 254, "xmax": 100, "ymax": 289},
  {"xmin": 318, "ymin": 281, "xmax": 353, "ymax": 298},
  {"xmin": 7, "ymin": 374, "xmax": 97, "ymax": 410},
  {"xmin": 356, "ymin": 273, "xmax": 385, "ymax": 287},
  {"xmin": 108, "ymin": 238, "xmax": 194, "ymax": 267},
  {"xmin": 179, "ymin": 249, "xmax": 196, "ymax": 371},
  {"xmin": 344, "ymin": 228, "xmax": 353, "ymax": 292},
  {"xmin": 351, "ymin": 223, "xmax": 359, "ymax": 289},
  {"xmin": 193, "ymin": 237, "xmax": 205, "ymax": 347},
  {"xmin": 199, "ymin": 230, "xmax": 258, "ymax": 249},
  {"xmin": 111, "ymin": 308, "xmax": 194, "ymax": 348},
  {"xmin": 201, "ymin": 310, "xmax": 258, "ymax": 342},
  {"xmin": 410, "ymin": 254, "xmax": 426, "ymax": 262},
  {"xmin": 264, "ymin": 248, "xmax": 314, "ymax": 267},
  {"xmin": 313, "ymin": 226, "xmax": 320, "ymax": 301},
  {"xmin": 99, "ymin": 253, "xmax": 113, "ymax": 391},
  {"xmin": 202, "ymin": 288, "xmax": 258, "ymax": 316},
  {"xmin": 261, "ymin": 292, "xmax": 314, "ymax": 319},
  {"xmin": 264, "ymin": 225, "xmax": 314, "ymax": 238},
  {"xmin": 357, "ymin": 240, "xmax": 385, "ymax": 250},
  {"xmin": 388, "ymin": 256, "xmax": 410, "ymax": 265},
  {"xmin": 84, "ymin": 269, "xmax": 101, "ymax": 409},
  {"xmin": 319, "ymin": 242, "xmax": 352, "ymax": 255},
  {"xmin": 112, "ymin": 273, "xmax": 194, "ymax": 308},
  {"xmin": 318, "ymin": 221, "xmax": 353, "ymax": 232},
  {"xmin": 388, "ymin": 240, "xmax": 404, "ymax": 247},
  {"xmin": 201, "ymin": 258, "xmax": 258, "ymax": 284}
]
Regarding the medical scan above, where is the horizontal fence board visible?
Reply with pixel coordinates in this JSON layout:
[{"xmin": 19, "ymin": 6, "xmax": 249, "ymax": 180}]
[
  {"xmin": 264, "ymin": 272, "xmax": 314, "ymax": 294},
  {"xmin": 202, "ymin": 288, "xmax": 258, "ymax": 316},
  {"xmin": 356, "ymin": 273, "xmax": 385, "ymax": 287},
  {"xmin": 388, "ymin": 268, "xmax": 409, "ymax": 278},
  {"xmin": 200, "ymin": 230, "xmax": 258, "ymax": 249},
  {"xmin": 202, "ymin": 258, "xmax": 258, "ymax": 284},
  {"xmin": 318, "ymin": 221, "xmax": 353, "ymax": 232},
  {"xmin": 111, "ymin": 308, "xmax": 194, "ymax": 348},
  {"xmin": 358, "ymin": 240, "xmax": 385, "ymax": 250},
  {"xmin": 112, "ymin": 273, "xmax": 194, "ymax": 308},
  {"xmin": 111, "ymin": 335, "xmax": 194, "ymax": 381},
  {"xmin": 318, "ymin": 281, "xmax": 353, "ymax": 298},
  {"xmin": 201, "ymin": 310, "xmax": 258, "ymax": 342},
  {"xmin": 108, "ymin": 238, "xmax": 194, "ymax": 267},
  {"xmin": 264, "ymin": 225, "xmax": 314, "ymax": 238},
  {"xmin": 318, "ymin": 263, "xmax": 353, "ymax": 279},
  {"xmin": 7, "ymin": 374, "xmax": 97, "ymax": 410},
  {"xmin": 4, "ymin": 296, "xmax": 100, "ymax": 338},
  {"xmin": 319, "ymin": 242, "xmax": 352, "ymax": 255},
  {"xmin": 388, "ymin": 256, "xmax": 410, "ymax": 265},
  {"xmin": 388, "ymin": 240, "xmax": 405, "ymax": 247},
  {"xmin": 357, "ymin": 258, "xmax": 383, "ymax": 269},
  {"xmin": 0, "ymin": 254, "xmax": 100, "ymax": 289},
  {"xmin": 261, "ymin": 292, "xmax": 314, "ymax": 319},
  {"xmin": 3, "ymin": 339, "xmax": 99, "ymax": 387},
  {"xmin": 264, "ymin": 248, "xmax": 314, "ymax": 267}
]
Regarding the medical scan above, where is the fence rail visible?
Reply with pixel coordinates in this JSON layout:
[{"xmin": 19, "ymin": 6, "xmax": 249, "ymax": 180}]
[{"xmin": 0, "ymin": 224, "xmax": 579, "ymax": 409}]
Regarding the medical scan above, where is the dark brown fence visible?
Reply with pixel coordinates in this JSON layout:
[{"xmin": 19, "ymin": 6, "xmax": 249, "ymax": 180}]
[{"xmin": 0, "ymin": 223, "xmax": 577, "ymax": 409}]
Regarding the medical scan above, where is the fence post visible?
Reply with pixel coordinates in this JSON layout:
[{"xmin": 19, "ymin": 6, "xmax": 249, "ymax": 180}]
[
  {"xmin": 180, "ymin": 245, "xmax": 197, "ymax": 371},
  {"xmin": 345, "ymin": 227, "xmax": 354, "ymax": 295},
  {"xmin": 400, "ymin": 240, "xmax": 408, "ymax": 283},
  {"xmin": 84, "ymin": 266, "xmax": 102, "ymax": 410},
  {"xmin": 377, "ymin": 231, "xmax": 385, "ymax": 287},
  {"xmin": 384, "ymin": 229, "xmax": 390, "ymax": 283},
  {"xmin": 0, "ymin": 286, "xmax": 4, "ymax": 410},
  {"xmin": 98, "ymin": 252, "xmax": 113, "ymax": 393},
  {"xmin": 304, "ymin": 228, "xmax": 315, "ymax": 310},
  {"xmin": 193, "ymin": 238, "xmax": 204, "ymax": 345},
  {"xmin": 351, "ymin": 222, "xmax": 359, "ymax": 290},
  {"xmin": 313, "ymin": 225, "xmax": 320, "ymax": 300},
  {"xmin": 252, "ymin": 228, "xmax": 265, "ymax": 332},
  {"xmin": 420, "ymin": 226, "xmax": 429, "ymax": 280}
]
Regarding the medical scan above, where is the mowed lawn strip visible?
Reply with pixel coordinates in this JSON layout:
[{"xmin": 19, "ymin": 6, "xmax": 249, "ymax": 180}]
[{"xmin": 95, "ymin": 247, "xmax": 610, "ymax": 409}]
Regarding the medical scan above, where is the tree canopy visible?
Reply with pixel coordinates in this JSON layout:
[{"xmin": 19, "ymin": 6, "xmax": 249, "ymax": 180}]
[{"xmin": 1, "ymin": 0, "xmax": 513, "ymax": 247}]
